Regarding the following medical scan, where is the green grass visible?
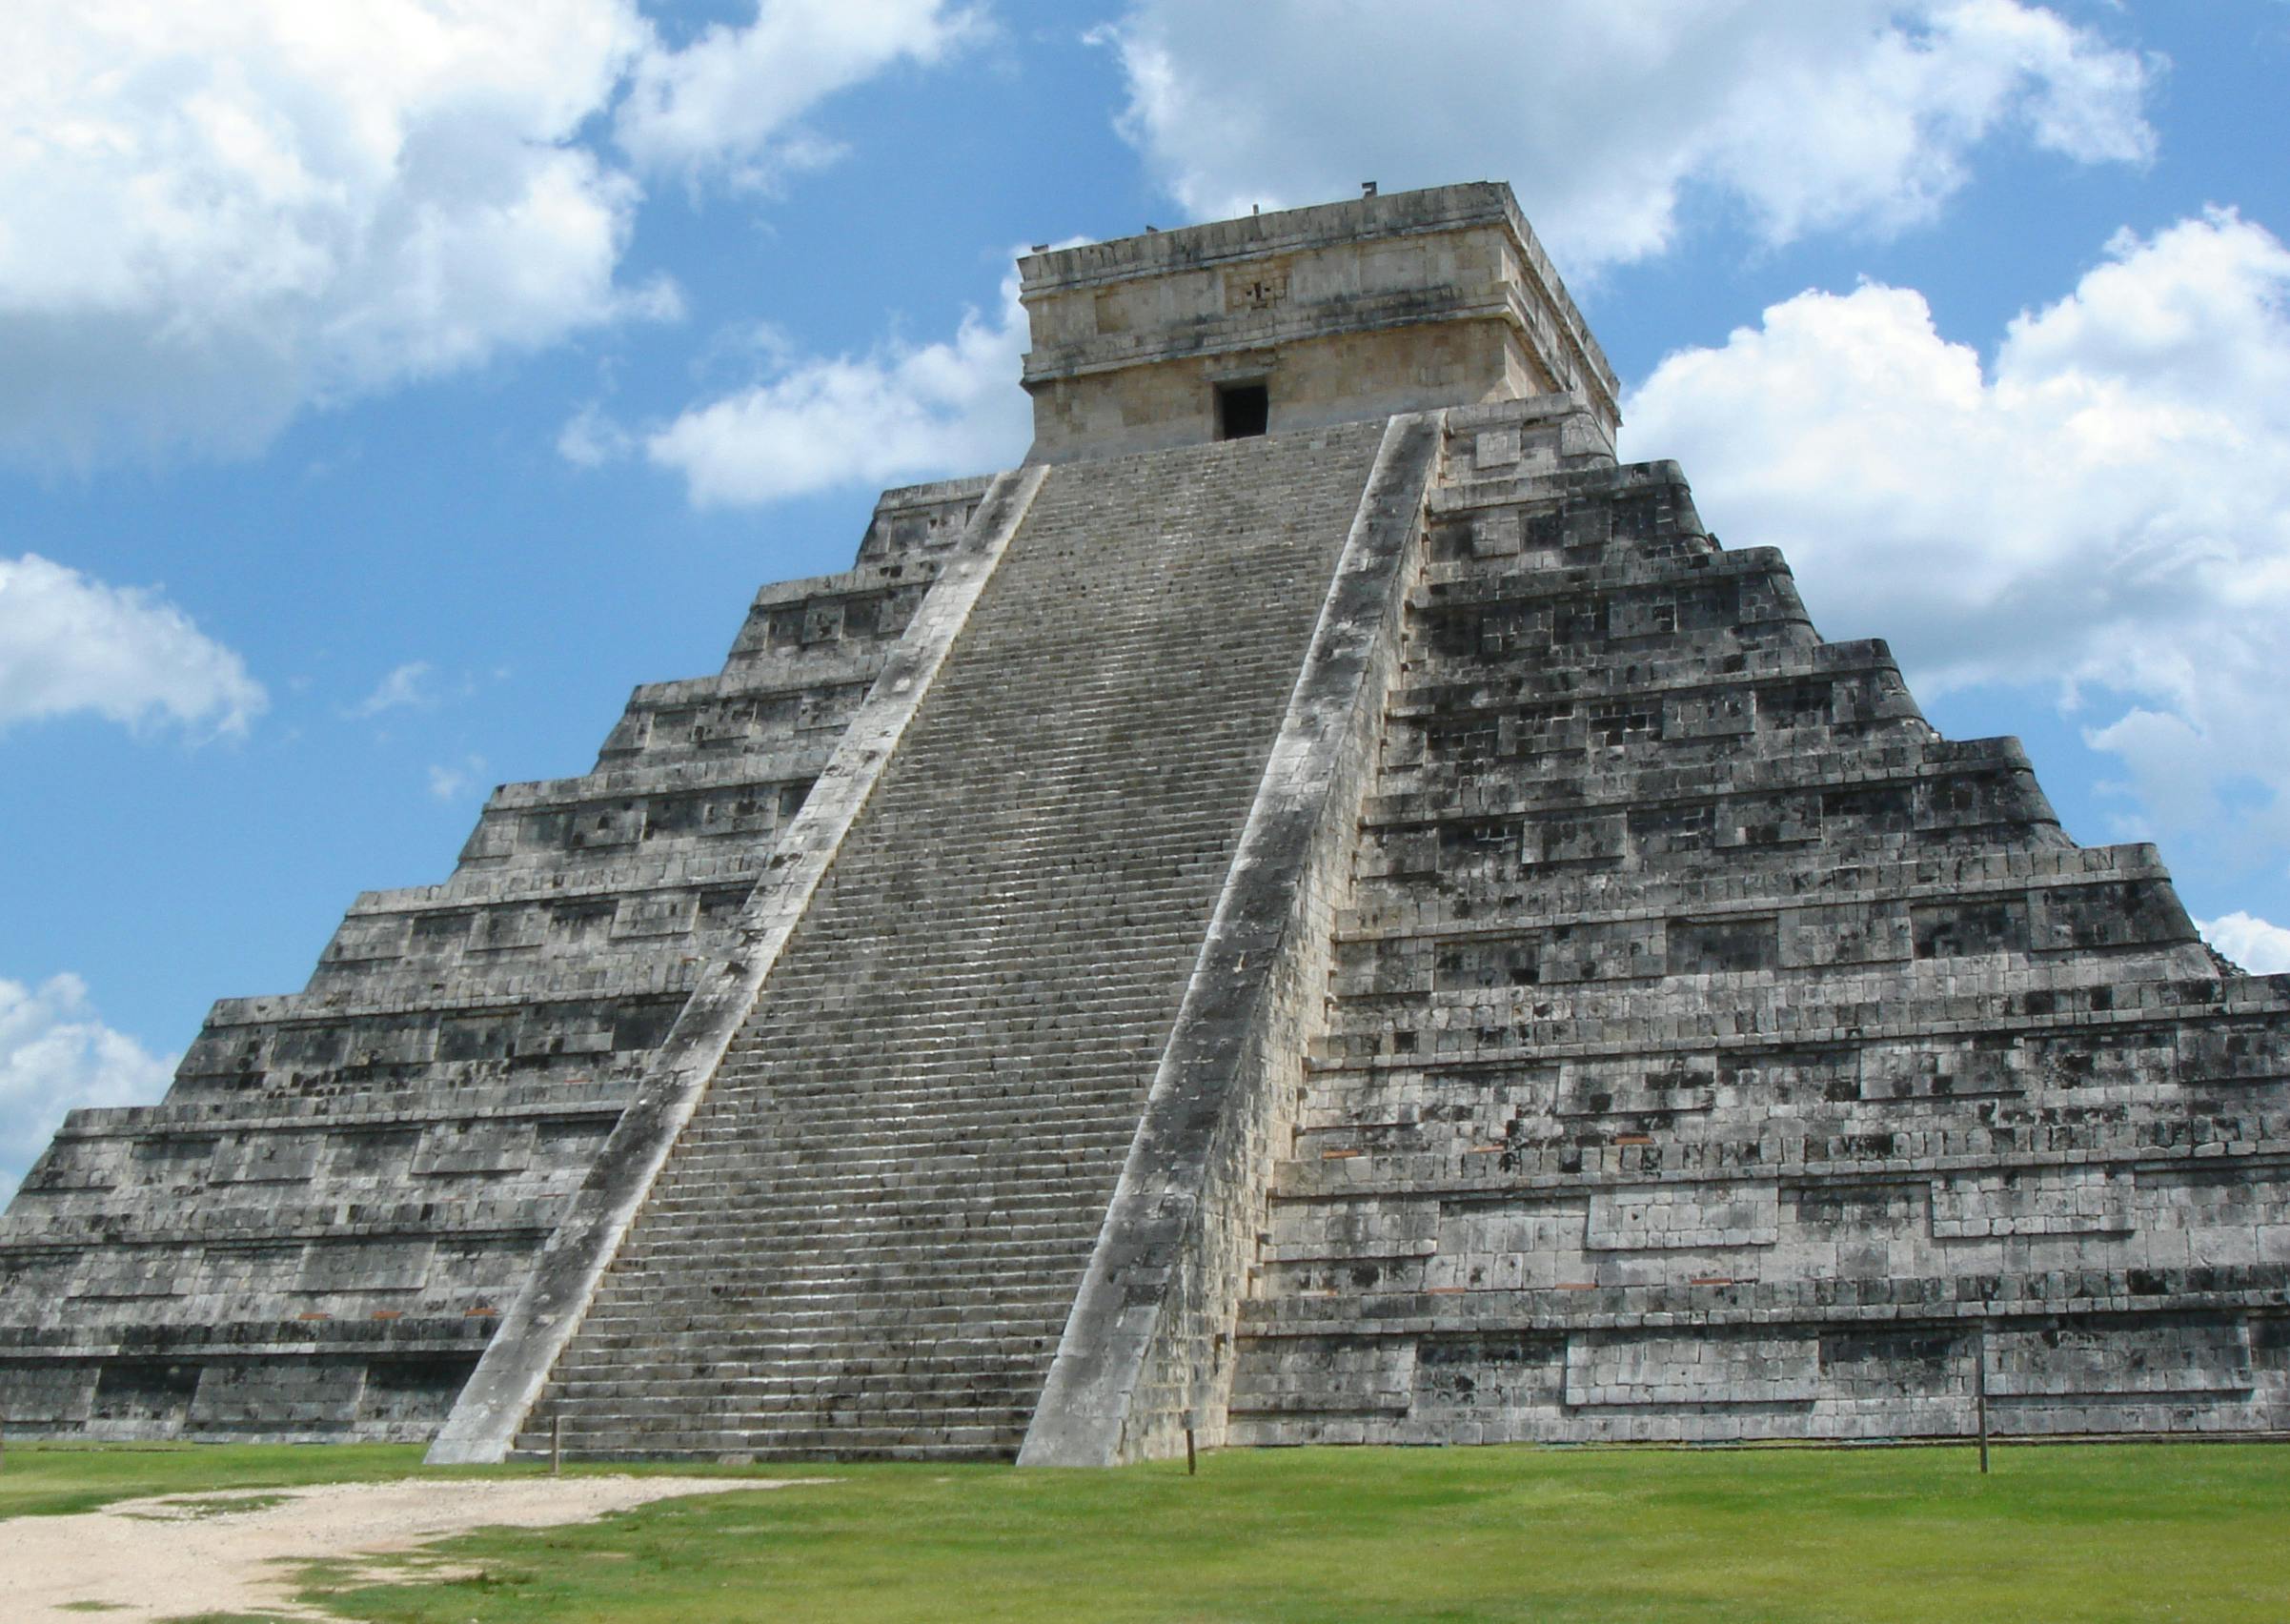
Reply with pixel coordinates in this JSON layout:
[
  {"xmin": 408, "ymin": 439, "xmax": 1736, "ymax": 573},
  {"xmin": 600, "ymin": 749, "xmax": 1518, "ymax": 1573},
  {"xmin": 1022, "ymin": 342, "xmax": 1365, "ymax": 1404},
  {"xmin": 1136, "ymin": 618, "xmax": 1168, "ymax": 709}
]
[
  {"xmin": 5, "ymin": 1442, "xmax": 2288, "ymax": 1622},
  {"xmin": 0, "ymin": 1442, "xmax": 435, "ymax": 1520},
  {"xmin": 0, "ymin": 1440, "xmax": 736, "ymax": 1522}
]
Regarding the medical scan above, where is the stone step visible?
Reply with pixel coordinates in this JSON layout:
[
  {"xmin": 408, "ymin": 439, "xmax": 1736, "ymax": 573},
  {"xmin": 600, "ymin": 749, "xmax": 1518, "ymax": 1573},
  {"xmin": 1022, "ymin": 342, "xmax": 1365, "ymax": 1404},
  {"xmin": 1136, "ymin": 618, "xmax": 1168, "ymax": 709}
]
[
  {"xmin": 579, "ymin": 1257, "xmax": 1091, "ymax": 1295},
  {"xmin": 678, "ymin": 1077, "xmax": 1149, "ymax": 1111},
  {"xmin": 518, "ymin": 1425, "xmax": 1023, "ymax": 1461},
  {"xmin": 641, "ymin": 1167, "xmax": 1129, "ymax": 1205},
  {"xmin": 532, "ymin": 1390, "xmax": 1045, "ymax": 1423},
  {"xmin": 552, "ymin": 1328, "xmax": 1062, "ymax": 1364},
  {"xmin": 517, "ymin": 420, "xmax": 1389, "ymax": 1456},
  {"xmin": 561, "ymin": 1315, "xmax": 1069, "ymax": 1349},
  {"xmin": 604, "ymin": 1203, "xmax": 1101, "ymax": 1236}
]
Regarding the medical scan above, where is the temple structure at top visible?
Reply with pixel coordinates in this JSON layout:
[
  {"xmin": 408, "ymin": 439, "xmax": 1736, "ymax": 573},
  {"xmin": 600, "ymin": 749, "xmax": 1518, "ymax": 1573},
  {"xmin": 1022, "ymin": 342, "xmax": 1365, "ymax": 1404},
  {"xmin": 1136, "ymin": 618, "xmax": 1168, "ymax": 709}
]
[
  {"xmin": 4, "ymin": 183, "xmax": 2285, "ymax": 1464},
  {"xmin": 1019, "ymin": 181, "xmax": 1616, "ymax": 457}
]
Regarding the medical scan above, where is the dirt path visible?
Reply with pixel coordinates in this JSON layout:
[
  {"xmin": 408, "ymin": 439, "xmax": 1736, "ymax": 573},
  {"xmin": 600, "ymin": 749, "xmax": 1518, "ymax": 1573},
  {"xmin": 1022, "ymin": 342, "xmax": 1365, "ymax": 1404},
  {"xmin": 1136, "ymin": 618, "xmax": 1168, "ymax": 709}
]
[{"xmin": 0, "ymin": 1474, "xmax": 795, "ymax": 1621}]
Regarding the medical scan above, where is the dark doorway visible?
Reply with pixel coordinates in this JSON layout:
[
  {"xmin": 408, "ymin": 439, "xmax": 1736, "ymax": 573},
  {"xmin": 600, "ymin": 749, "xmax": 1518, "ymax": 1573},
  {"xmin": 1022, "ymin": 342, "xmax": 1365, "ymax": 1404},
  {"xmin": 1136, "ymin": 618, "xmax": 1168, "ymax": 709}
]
[{"xmin": 1216, "ymin": 382, "xmax": 1269, "ymax": 439}]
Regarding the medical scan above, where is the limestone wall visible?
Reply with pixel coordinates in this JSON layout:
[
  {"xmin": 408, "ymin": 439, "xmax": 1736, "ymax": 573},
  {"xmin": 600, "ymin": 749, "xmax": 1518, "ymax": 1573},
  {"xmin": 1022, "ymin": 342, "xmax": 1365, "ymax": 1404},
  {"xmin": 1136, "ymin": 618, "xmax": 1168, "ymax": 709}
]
[
  {"xmin": 0, "ymin": 480, "xmax": 983, "ymax": 1442},
  {"xmin": 1226, "ymin": 398, "xmax": 2290, "ymax": 1445}
]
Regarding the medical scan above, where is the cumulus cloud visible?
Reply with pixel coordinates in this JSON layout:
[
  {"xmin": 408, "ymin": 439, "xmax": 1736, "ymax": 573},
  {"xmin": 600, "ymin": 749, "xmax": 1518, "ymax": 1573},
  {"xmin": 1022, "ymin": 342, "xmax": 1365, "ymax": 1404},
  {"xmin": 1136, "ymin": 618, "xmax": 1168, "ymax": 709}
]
[
  {"xmin": 0, "ymin": 0, "xmax": 971, "ymax": 463},
  {"xmin": 640, "ymin": 267, "xmax": 1033, "ymax": 506},
  {"xmin": 557, "ymin": 403, "xmax": 636, "ymax": 468},
  {"xmin": 0, "ymin": 975, "xmax": 175, "ymax": 1208},
  {"xmin": 1098, "ymin": 0, "xmax": 2153, "ymax": 270},
  {"xmin": 0, "ymin": 553, "xmax": 265, "ymax": 737},
  {"xmin": 349, "ymin": 660, "xmax": 436, "ymax": 720},
  {"xmin": 617, "ymin": 0, "xmax": 982, "ymax": 185},
  {"xmin": 1623, "ymin": 209, "xmax": 2290, "ymax": 851},
  {"xmin": 428, "ymin": 754, "xmax": 488, "ymax": 800},
  {"xmin": 0, "ymin": 0, "xmax": 660, "ymax": 462},
  {"xmin": 2201, "ymin": 913, "xmax": 2290, "ymax": 976}
]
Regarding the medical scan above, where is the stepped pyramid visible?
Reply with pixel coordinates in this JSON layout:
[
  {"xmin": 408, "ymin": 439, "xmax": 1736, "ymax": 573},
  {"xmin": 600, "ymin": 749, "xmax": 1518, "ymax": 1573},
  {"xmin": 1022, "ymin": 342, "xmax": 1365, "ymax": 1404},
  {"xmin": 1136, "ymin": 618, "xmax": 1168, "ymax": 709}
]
[{"xmin": 6, "ymin": 183, "xmax": 2288, "ymax": 1463}]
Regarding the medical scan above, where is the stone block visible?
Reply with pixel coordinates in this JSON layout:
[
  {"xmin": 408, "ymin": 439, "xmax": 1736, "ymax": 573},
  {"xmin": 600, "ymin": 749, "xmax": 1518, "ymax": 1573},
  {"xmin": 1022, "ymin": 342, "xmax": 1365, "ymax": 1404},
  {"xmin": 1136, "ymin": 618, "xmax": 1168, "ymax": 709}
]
[
  {"xmin": 1986, "ymin": 1319, "xmax": 2252, "ymax": 1398},
  {"xmin": 1587, "ymin": 1185, "xmax": 1778, "ymax": 1251},
  {"xmin": 1565, "ymin": 1333, "xmax": 1817, "ymax": 1407},
  {"xmin": 1931, "ymin": 1167, "xmax": 2132, "ymax": 1239}
]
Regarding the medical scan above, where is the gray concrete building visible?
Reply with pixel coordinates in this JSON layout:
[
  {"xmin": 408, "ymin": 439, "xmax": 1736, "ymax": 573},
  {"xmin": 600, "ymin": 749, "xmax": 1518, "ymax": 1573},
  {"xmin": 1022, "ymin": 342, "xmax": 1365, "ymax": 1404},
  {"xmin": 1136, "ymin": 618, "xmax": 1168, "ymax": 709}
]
[{"xmin": 5, "ymin": 183, "xmax": 2286, "ymax": 1462}]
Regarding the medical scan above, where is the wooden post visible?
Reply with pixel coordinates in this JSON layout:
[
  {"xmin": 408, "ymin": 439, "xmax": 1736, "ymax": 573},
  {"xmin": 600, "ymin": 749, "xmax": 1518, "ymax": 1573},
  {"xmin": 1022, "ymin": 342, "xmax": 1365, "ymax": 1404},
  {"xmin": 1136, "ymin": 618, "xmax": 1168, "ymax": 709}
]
[
  {"xmin": 1976, "ymin": 1324, "xmax": 1991, "ymax": 1476},
  {"xmin": 552, "ymin": 1414, "xmax": 562, "ymax": 1477},
  {"xmin": 1185, "ymin": 1426, "xmax": 1197, "ymax": 1477}
]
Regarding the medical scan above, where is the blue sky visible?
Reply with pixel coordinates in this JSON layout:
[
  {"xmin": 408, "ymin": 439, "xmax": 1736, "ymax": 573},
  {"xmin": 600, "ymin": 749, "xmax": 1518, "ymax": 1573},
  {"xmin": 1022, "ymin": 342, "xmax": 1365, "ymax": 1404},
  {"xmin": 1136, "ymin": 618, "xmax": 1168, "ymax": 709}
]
[{"xmin": 6, "ymin": 0, "xmax": 2290, "ymax": 1199}]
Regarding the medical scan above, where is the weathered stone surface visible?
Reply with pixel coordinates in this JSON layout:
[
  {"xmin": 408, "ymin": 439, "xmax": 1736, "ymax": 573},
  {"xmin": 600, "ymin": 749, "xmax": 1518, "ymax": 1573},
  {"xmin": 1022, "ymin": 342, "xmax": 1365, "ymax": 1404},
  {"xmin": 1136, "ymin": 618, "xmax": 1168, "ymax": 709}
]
[
  {"xmin": 1021, "ymin": 184, "xmax": 1616, "ymax": 462},
  {"xmin": 484, "ymin": 420, "xmax": 1394, "ymax": 1462},
  {"xmin": 0, "ymin": 479, "xmax": 982, "ymax": 1441},
  {"xmin": 1225, "ymin": 398, "xmax": 2290, "ymax": 1448},
  {"xmin": 429, "ymin": 464, "xmax": 1049, "ymax": 1463},
  {"xmin": 1020, "ymin": 411, "xmax": 1442, "ymax": 1466},
  {"xmin": 10, "ymin": 181, "xmax": 2289, "ymax": 1458}
]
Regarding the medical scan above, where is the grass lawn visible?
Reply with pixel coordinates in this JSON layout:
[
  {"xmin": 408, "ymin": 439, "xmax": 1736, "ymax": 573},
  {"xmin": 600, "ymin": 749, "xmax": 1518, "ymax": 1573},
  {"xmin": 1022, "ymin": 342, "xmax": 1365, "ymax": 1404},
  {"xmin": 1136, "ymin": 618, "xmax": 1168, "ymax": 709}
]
[
  {"xmin": 3, "ymin": 1440, "xmax": 2286, "ymax": 1622},
  {"xmin": 0, "ymin": 1440, "xmax": 436, "ymax": 1520}
]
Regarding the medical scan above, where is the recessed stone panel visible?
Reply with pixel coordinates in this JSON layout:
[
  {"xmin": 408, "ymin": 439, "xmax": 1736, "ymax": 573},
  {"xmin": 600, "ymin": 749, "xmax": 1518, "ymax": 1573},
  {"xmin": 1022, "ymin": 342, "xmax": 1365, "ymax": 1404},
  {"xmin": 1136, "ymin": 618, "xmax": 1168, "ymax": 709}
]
[
  {"xmin": 1985, "ymin": 1319, "xmax": 2252, "ymax": 1398},
  {"xmin": 209, "ymin": 1134, "xmax": 322, "ymax": 1186},
  {"xmin": 1565, "ymin": 1333, "xmax": 1816, "ymax": 1407},
  {"xmin": 1556, "ymin": 1055, "xmax": 1715, "ymax": 1117},
  {"xmin": 190, "ymin": 1361, "xmax": 366, "ymax": 1431},
  {"xmin": 1586, "ymin": 1184, "xmax": 1777, "ymax": 1251},
  {"xmin": 88, "ymin": 1361, "xmax": 200, "ymax": 1433},
  {"xmin": 1412, "ymin": 1331, "xmax": 1564, "ymax": 1413},
  {"xmin": 295, "ymin": 1239, "xmax": 434, "ymax": 1295},
  {"xmin": 1860, "ymin": 1040, "xmax": 2030, "ymax": 1103},
  {"xmin": 412, "ymin": 1122, "xmax": 536, "ymax": 1178},
  {"xmin": 1930, "ymin": 1167, "xmax": 2132, "ymax": 1239},
  {"xmin": 72, "ymin": 1248, "xmax": 196, "ymax": 1299}
]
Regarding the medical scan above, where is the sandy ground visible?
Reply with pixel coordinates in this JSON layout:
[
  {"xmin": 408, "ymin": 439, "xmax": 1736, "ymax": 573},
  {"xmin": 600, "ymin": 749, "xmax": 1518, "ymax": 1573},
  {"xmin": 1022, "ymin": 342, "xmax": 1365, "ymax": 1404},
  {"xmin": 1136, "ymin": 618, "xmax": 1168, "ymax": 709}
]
[{"xmin": 0, "ymin": 1473, "xmax": 796, "ymax": 1621}]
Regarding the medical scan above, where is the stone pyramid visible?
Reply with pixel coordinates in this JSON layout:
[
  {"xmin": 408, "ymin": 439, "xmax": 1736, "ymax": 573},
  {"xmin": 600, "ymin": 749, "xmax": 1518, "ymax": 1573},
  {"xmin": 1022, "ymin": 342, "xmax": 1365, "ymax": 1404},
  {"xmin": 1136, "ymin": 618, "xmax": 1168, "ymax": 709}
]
[{"xmin": 4, "ymin": 184, "xmax": 2285, "ymax": 1464}]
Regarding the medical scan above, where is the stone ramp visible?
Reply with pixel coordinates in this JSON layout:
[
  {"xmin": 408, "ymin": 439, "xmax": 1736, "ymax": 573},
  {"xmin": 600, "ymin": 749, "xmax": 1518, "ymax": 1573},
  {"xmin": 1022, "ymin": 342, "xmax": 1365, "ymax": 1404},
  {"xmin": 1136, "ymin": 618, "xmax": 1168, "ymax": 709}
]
[
  {"xmin": 515, "ymin": 421, "xmax": 1390, "ymax": 1460},
  {"xmin": 1228, "ymin": 400, "xmax": 2290, "ymax": 1445}
]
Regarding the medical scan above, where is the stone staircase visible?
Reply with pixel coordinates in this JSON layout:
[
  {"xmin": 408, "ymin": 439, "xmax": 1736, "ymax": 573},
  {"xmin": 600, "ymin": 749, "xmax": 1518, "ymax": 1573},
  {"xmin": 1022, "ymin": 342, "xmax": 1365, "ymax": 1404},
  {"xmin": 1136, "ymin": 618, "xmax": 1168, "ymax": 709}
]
[{"xmin": 516, "ymin": 421, "xmax": 1388, "ymax": 1460}]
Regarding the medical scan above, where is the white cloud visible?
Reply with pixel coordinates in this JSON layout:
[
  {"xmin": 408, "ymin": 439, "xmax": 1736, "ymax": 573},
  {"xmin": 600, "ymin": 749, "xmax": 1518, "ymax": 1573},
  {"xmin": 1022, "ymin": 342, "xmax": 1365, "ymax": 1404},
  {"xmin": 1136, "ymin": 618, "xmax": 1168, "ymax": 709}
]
[
  {"xmin": 0, "ymin": 0, "xmax": 968, "ymax": 463},
  {"xmin": 641, "ymin": 266, "xmax": 1033, "ymax": 506},
  {"xmin": 1099, "ymin": 0, "xmax": 2153, "ymax": 271},
  {"xmin": 0, "ymin": 975, "xmax": 175, "ymax": 1209},
  {"xmin": 0, "ymin": 553, "xmax": 265, "ymax": 737},
  {"xmin": 0, "ymin": 0, "xmax": 660, "ymax": 462},
  {"xmin": 350, "ymin": 660, "xmax": 436, "ymax": 720},
  {"xmin": 617, "ymin": 0, "xmax": 982, "ymax": 185},
  {"xmin": 1622, "ymin": 209, "xmax": 2290, "ymax": 850},
  {"xmin": 428, "ymin": 754, "xmax": 487, "ymax": 800},
  {"xmin": 2201, "ymin": 912, "xmax": 2290, "ymax": 976},
  {"xmin": 557, "ymin": 403, "xmax": 637, "ymax": 468}
]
